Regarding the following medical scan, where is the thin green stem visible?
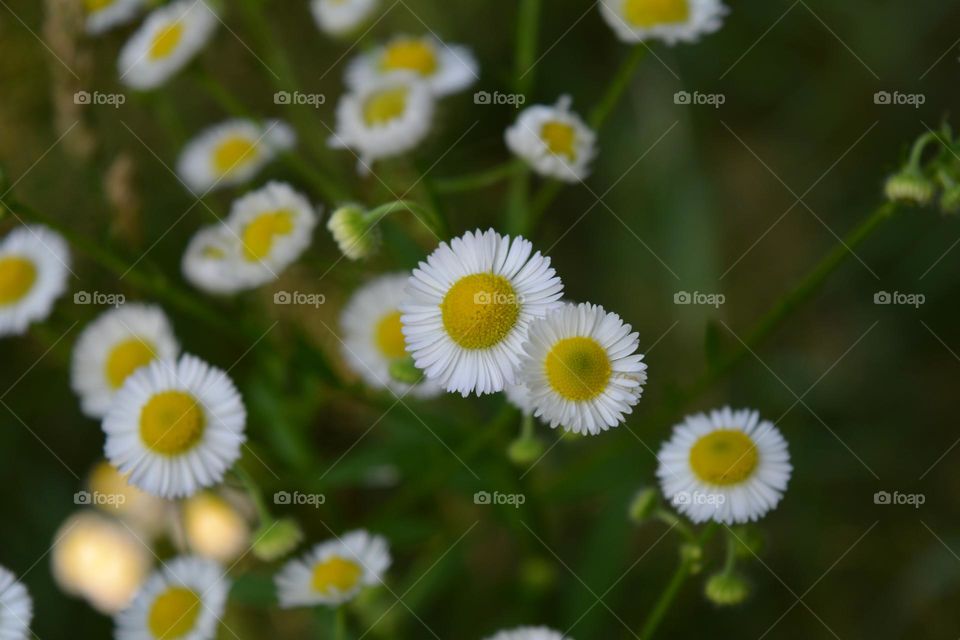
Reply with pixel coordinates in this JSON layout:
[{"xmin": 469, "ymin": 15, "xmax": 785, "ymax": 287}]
[
  {"xmin": 505, "ymin": 0, "xmax": 541, "ymax": 235},
  {"xmin": 367, "ymin": 199, "xmax": 446, "ymax": 238},
  {"xmin": 233, "ymin": 465, "xmax": 273, "ymax": 525},
  {"xmin": 334, "ymin": 607, "xmax": 347, "ymax": 640},
  {"xmin": 432, "ymin": 161, "xmax": 524, "ymax": 194}
]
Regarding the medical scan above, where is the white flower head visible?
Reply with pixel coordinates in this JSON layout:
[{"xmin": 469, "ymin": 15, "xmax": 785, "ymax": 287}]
[
  {"xmin": 505, "ymin": 95, "xmax": 597, "ymax": 183},
  {"xmin": 103, "ymin": 354, "xmax": 246, "ymax": 499},
  {"xmin": 657, "ymin": 407, "xmax": 792, "ymax": 524},
  {"xmin": 310, "ymin": 0, "xmax": 379, "ymax": 37},
  {"xmin": 345, "ymin": 34, "xmax": 478, "ymax": 96},
  {"xmin": 401, "ymin": 229, "xmax": 563, "ymax": 397},
  {"xmin": 181, "ymin": 225, "xmax": 246, "ymax": 295},
  {"xmin": 85, "ymin": 0, "xmax": 146, "ymax": 35},
  {"xmin": 275, "ymin": 530, "xmax": 391, "ymax": 608},
  {"xmin": 0, "ymin": 566, "xmax": 32, "ymax": 640},
  {"xmin": 484, "ymin": 627, "xmax": 571, "ymax": 640},
  {"xmin": 0, "ymin": 225, "xmax": 70, "ymax": 337},
  {"xmin": 114, "ymin": 556, "xmax": 228, "ymax": 640},
  {"xmin": 71, "ymin": 304, "xmax": 180, "ymax": 419},
  {"xmin": 599, "ymin": 0, "xmax": 728, "ymax": 45},
  {"xmin": 118, "ymin": 0, "xmax": 219, "ymax": 90},
  {"xmin": 177, "ymin": 119, "xmax": 296, "ymax": 194}
]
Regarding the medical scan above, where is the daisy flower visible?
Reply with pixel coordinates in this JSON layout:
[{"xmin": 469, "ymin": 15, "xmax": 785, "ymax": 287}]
[
  {"xmin": 0, "ymin": 566, "xmax": 32, "ymax": 640},
  {"xmin": 599, "ymin": 0, "xmax": 728, "ymax": 45},
  {"xmin": 345, "ymin": 35, "xmax": 478, "ymax": 96},
  {"xmin": 275, "ymin": 530, "xmax": 390, "ymax": 608},
  {"xmin": 114, "ymin": 556, "xmax": 228, "ymax": 640},
  {"xmin": 0, "ymin": 225, "xmax": 70, "ymax": 337},
  {"xmin": 327, "ymin": 204, "xmax": 381, "ymax": 260},
  {"xmin": 86, "ymin": 460, "xmax": 171, "ymax": 537},
  {"xmin": 505, "ymin": 95, "xmax": 597, "ymax": 183},
  {"xmin": 401, "ymin": 229, "xmax": 563, "ymax": 397},
  {"xmin": 117, "ymin": 0, "xmax": 219, "ymax": 90},
  {"xmin": 181, "ymin": 225, "xmax": 245, "ymax": 295},
  {"xmin": 310, "ymin": 0, "xmax": 379, "ymax": 37},
  {"xmin": 657, "ymin": 407, "xmax": 792, "ymax": 524},
  {"xmin": 341, "ymin": 273, "xmax": 441, "ymax": 399},
  {"xmin": 329, "ymin": 74, "xmax": 435, "ymax": 172},
  {"xmin": 71, "ymin": 304, "xmax": 180, "ymax": 419},
  {"xmin": 484, "ymin": 627, "xmax": 570, "ymax": 640},
  {"xmin": 85, "ymin": 0, "xmax": 146, "ymax": 35},
  {"xmin": 103, "ymin": 354, "xmax": 246, "ymax": 499},
  {"xmin": 176, "ymin": 119, "xmax": 296, "ymax": 194},
  {"xmin": 519, "ymin": 303, "xmax": 646, "ymax": 435}
]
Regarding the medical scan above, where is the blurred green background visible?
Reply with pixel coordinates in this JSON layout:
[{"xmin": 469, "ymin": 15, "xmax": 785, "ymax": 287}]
[{"xmin": 2, "ymin": 0, "xmax": 960, "ymax": 637}]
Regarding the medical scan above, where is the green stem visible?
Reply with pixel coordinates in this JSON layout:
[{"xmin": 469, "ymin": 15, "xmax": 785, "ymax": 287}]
[
  {"xmin": 653, "ymin": 508, "xmax": 696, "ymax": 543},
  {"xmin": 520, "ymin": 412, "xmax": 534, "ymax": 441},
  {"xmin": 233, "ymin": 465, "xmax": 273, "ymax": 525},
  {"xmin": 367, "ymin": 199, "xmax": 446, "ymax": 238},
  {"xmin": 505, "ymin": 0, "xmax": 541, "ymax": 235},
  {"xmin": 334, "ymin": 607, "xmax": 347, "ymax": 640},
  {"xmin": 432, "ymin": 161, "xmax": 524, "ymax": 194}
]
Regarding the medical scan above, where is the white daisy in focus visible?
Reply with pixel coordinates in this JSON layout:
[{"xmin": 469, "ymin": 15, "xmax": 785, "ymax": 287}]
[
  {"xmin": 599, "ymin": 0, "xmax": 728, "ymax": 45},
  {"xmin": 181, "ymin": 225, "xmax": 245, "ymax": 295},
  {"xmin": 0, "ymin": 566, "xmax": 32, "ymax": 640},
  {"xmin": 401, "ymin": 229, "xmax": 563, "ymax": 397},
  {"xmin": 0, "ymin": 225, "xmax": 70, "ymax": 337},
  {"xmin": 225, "ymin": 181, "xmax": 319, "ymax": 288},
  {"xmin": 85, "ymin": 0, "xmax": 146, "ymax": 35},
  {"xmin": 117, "ymin": 0, "xmax": 219, "ymax": 90},
  {"xmin": 657, "ymin": 407, "xmax": 792, "ymax": 524},
  {"xmin": 177, "ymin": 119, "xmax": 296, "ymax": 194},
  {"xmin": 71, "ymin": 304, "xmax": 180, "ymax": 419},
  {"xmin": 103, "ymin": 354, "xmax": 246, "ymax": 499},
  {"xmin": 114, "ymin": 556, "xmax": 228, "ymax": 640},
  {"xmin": 341, "ymin": 273, "xmax": 441, "ymax": 399},
  {"xmin": 345, "ymin": 35, "xmax": 478, "ymax": 96},
  {"xmin": 484, "ymin": 627, "xmax": 570, "ymax": 640},
  {"xmin": 275, "ymin": 530, "xmax": 390, "ymax": 608},
  {"xmin": 505, "ymin": 95, "xmax": 597, "ymax": 183},
  {"xmin": 310, "ymin": 0, "xmax": 378, "ymax": 37},
  {"xmin": 329, "ymin": 74, "xmax": 435, "ymax": 172}
]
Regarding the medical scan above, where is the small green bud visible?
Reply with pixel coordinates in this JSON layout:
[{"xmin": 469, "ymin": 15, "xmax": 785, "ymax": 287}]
[
  {"xmin": 388, "ymin": 357, "xmax": 424, "ymax": 385},
  {"xmin": 704, "ymin": 572, "xmax": 750, "ymax": 606},
  {"xmin": 327, "ymin": 205, "xmax": 381, "ymax": 260},
  {"xmin": 627, "ymin": 488, "xmax": 659, "ymax": 524},
  {"xmin": 884, "ymin": 170, "xmax": 935, "ymax": 206},
  {"xmin": 507, "ymin": 435, "xmax": 545, "ymax": 465},
  {"xmin": 940, "ymin": 185, "xmax": 960, "ymax": 215},
  {"xmin": 252, "ymin": 518, "xmax": 304, "ymax": 561},
  {"xmin": 680, "ymin": 543, "xmax": 703, "ymax": 574}
]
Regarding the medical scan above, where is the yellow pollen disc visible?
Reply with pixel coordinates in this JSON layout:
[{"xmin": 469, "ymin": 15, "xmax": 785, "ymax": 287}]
[
  {"xmin": 622, "ymin": 0, "xmax": 690, "ymax": 27},
  {"xmin": 139, "ymin": 391, "xmax": 205, "ymax": 456},
  {"xmin": 85, "ymin": 0, "xmax": 114, "ymax": 12},
  {"xmin": 545, "ymin": 336, "xmax": 611, "ymax": 401},
  {"xmin": 241, "ymin": 210, "xmax": 294, "ymax": 261},
  {"xmin": 441, "ymin": 273, "xmax": 520, "ymax": 350},
  {"xmin": 362, "ymin": 87, "xmax": 409, "ymax": 126},
  {"xmin": 311, "ymin": 556, "xmax": 363, "ymax": 595},
  {"xmin": 149, "ymin": 21, "xmax": 185, "ymax": 60},
  {"xmin": 540, "ymin": 121, "xmax": 578, "ymax": 159},
  {"xmin": 147, "ymin": 587, "xmax": 202, "ymax": 639},
  {"xmin": 212, "ymin": 136, "xmax": 258, "ymax": 176},
  {"xmin": 689, "ymin": 429, "xmax": 758, "ymax": 485},
  {"xmin": 380, "ymin": 39, "xmax": 438, "ymax": 75},
  {"xmin": 375, "ymin": 310, "xmax": 408, "ymax": 359},
  {"xmin": 0, "ymin": 256, "xmax": 37, "ymax": 306},
  {"xmin": 105, "ymin": 338, "xmax": 157, "ymax": 389}
]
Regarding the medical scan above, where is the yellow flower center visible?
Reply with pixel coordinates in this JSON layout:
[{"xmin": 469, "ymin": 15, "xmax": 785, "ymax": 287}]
[
  {"xmin": 540, "ymin": 121, "xmax": 578, "ymax": 159},
  {"xmin": 149, "ymin": 21, "xmax": 185, "ymax": 60},
  {"xmin": 311, "ymin": 555, "xmax": 363, "ymax": 595},
  {"xmin": 240, "ymin": 210, "xmax": 294, "ymax": 261},
  {"xmin": 545, "ymin": 336, "xmax": 611, "ymax": 401},
  {"xmin": 689, "ymin": 429, "xmax": 759, "ymax": 485},
  {"xmin": 212, "ymin": 136, "xmax": 258, "ymax": 177},
  {"xmin": 0, "ymin": 256, "xmax": 37, "ymax": 306},
  {"xmin": 139, "ymin": 391, "xmax": 205, "ymax": 456},
  {"xmin": 105, "ymin": 338, "xmax": 157, "ymax": 389},
  {"xmin": 147, "ymin": 586, "xmax": 202, "ymax": 639},
  {"xmin": 380, "ymin": 39, "xmax": 438, "ymax": 75},
  {"xmin": 622, "ymin": 0, "xmax": 690, "ymax": 27},
  {"xmin": 441, "ymin": 273, "xmax": 519, "ymax": 350},
  {"xmin": 375, "ymin": 310, "xmax": 407, "ymax": 359},
  {"xmin": 85, "ymin": 0, "xmax": 114, "ymax": 13},
  {"xmin": 362, "ymin": 87, "xmax": 409, "ymax": 126}
]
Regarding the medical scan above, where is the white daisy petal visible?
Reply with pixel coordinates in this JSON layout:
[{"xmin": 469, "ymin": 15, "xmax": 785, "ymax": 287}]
[
  {"xmin": 505, "ymin": 96, "xmax": 597, "ymax": 183},
  {"xmin": 0, "ymin": 566, "xmax": 33, "ymax": 640},
  {"xmin": 85, "ymin": 0, "xmax": 146, "ymax": 35},
  {"xmin": 0, "ymin": 225, "xmax": 70, "ymax": 337},
  {"xmin": 484, "ymin": 627, "xmax": 571, "ymax": 640},
  {"xmin": 599, "ymin": 0, "xmax": 728, "ymax": 45},
  {"xmin": 345, "ymin": 34, "xmax": 478, "ymax": 96},
  {"xmin": 310, "ymin": 0, "xmax": 379, "ymax": 37},
  {"xmin": 181, "ymin": 225, "xmax": 246, "ymax": 295}
]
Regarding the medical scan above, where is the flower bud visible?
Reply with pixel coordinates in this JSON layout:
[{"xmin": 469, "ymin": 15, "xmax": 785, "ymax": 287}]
[
  {"xmin": 507, "ymin": 435, "xmax": 545, "ymax": 465},
  {"xmin": 704, "ymin": 572, "xmax": 750, "ymax": 606},
  {"xmin": 884, "ymin": 170, "xmax": 934, "ymax": 206},
  {"xmin": 327, "ymin": 204, "xmax": 381, "ymax": 260},
  {"xmin": 627, "ymin": 487, "xmax": 659, "ymax": 524},
  {"xmin": 252, "ymin": 518, "xmax": 303, "ymax": 561}
]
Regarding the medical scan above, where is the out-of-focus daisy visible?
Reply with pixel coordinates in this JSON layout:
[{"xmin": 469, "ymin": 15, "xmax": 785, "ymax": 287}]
[
  {"xmin": 275, "ymin": 530, "xmax": 390, "ymax": 608},
  {"xmin": 181, "ymin": 225, "xmax": 245, "ymax": 295},
  {"xmin": 327, "ymin": 204, "xmax": 381, "ymax": 260},
  {"xmin": 484, "ymin": 627, "xmax": 570, "ymax": 640},
  {"xmin": 310, "ymin": 0, "xmax": 378, "ymax": 37},
  {"xmin": 504, "ymin": 382, "xmax": 536, "ymax": 416},
  {"xmin": 401, "ymin": 229, "xmax": 563, "ymax": 397},
  {"xmin": 505, "ymin": 95, "xmax": 596, "ymax": 183},
  {"xmin": 0, "ymin": 225, "xmax": 70, "ymax": 337},
  {"xmin": 103, "ymin": 354, "xmax": 246, "ymax": 499},
  {"xmin": 86, "ymin": 460, "xmax": 171, "ymax": 537},
  {"xmin": 599, "ymin": 0, "xmax": 728, "ymax": 45},
  {"xmin": 345, "ymin": 35, "xmax": 477, "ymax": 96},
  {"xmin": 341, "ymin": 273, "xmax": 441, "ymax": 398},
  {"xmin": 329, "ymin": 75, "xmax": 435, "ymax": 172},
  {"xmin": 51, "ymin": 511, "xmax": 152, "ymax": 614},
  {"xmin": 181, "ymin": 491, "xmax": 250, "ymax": 563},
  {"xmin": 114, "ymin": 556, "xmax": 228, "ymax": 640},
  {"xmin": 117, "ymin": 0, "xmax": 218, "ymax": 90},
  {"xmin": 657, "ymin": 407, "xmax": 792, "ymax": 524},
  {"xmin": 85, "ymin": 0, "xmax": 145, "ymax": 35},
  {"xmin": 225, "ymin": 181, "xmax": 319, "ymax": 288},
  {"xmin": 519, "ymin": 302, "xmax": 646, "ymax": 435},
  {"xmin": 177, "ymin": 119, "xmax": 296, "ymax": 194},
  {"xmin": 71, "ymin": 304, "xmax": 180, "ymax": 419},
  {"xmin": 0, "ymin": 566, "xmax": 32, "ymax": 640}
]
